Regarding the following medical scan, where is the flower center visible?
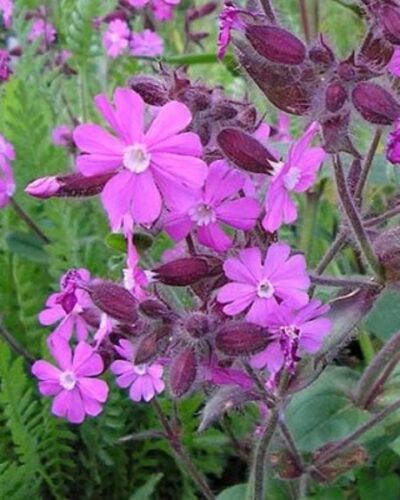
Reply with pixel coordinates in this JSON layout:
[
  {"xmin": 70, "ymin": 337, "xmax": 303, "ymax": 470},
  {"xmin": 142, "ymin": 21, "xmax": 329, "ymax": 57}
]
[
  {"xmin": 59, "ymin": 370, "xmax": 77, "ymax": 390},
  {"xmin": 133, "ymin": 364, "xmax": 147, "ymax": 376},
  {"xmin": 189, "ymin": 203, "xmax": 216, "ymax": 226},
  {"xmin": 123, "ymin": 144, "xmax": 151, "ymax": 173},
  {"xmin": 256, "ymin": 278, "xmax": 275, "ymax": 298},
  {"xmin": 282, "ymin": 325, "xmax": 300, "ymax": 339},
  {"xmin": 283, "ymin": 167, "xmax": 301, "ymax": 191}
]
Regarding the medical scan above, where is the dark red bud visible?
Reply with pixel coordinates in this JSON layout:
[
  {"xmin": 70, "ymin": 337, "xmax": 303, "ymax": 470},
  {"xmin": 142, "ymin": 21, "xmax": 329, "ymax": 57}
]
[
  {"xmin": 139, "ymin": 299, "xmax": 176, "ymax": 321},
  {"xmin": 325, "ymin": 81, "xmax": 347, "ymax": 113},
  {"xmin": 380, "ymin": 5, "xmax": 400, "ymax": 45},
  {"xmin": 217, "ymin": 128, "xmax": 276, "ymax": 174},
  {"xmin": 185, "ymin": 314, "xmax": 211, "ymax": 339},
  {"xmin": 169, "ymin": 348, "xmax": 197, "ymax": 398},
  {"xmin": 373, "ymin": 227, "xmax": 400, "ymax": 282},
  {"xmin": 312, "ymin": 444, "xmax": 368, "ymax": 483},
  {"xmin": 186, "ymin": 2, "xmax": 217, "ymax": 21},
  {"xmin": 208, "ymin": 100, "xmax": 238, "ymax": 121},
  {"xmin": 216, "ymin": 322, "xmax": 270, "ymax": 356},
  {"xmin": 57, "ymin": 172, "xmax": 115, "ymax": 197},
  {"xmin": 88, "ymin": 282, "xmax": 138, "ymax": 323},
  {"xmin": 154, "ymin": 257, "xmax": 210, "ymax": 286},
  {"xmin": 321, "ymin": 112, "xmax": 361, "ymax": 158},
  {"xmin": 134, "ymin": 327, "xmax": 169, "ymax": 365},
  {"xmin": 358, "ymin": 30, "xmax": 395, "ymax": 71},
  {"xmin": 268, "ymin": 451, "xmax": 302, "ymax": 479},
  {"xmin": 80, "ymin": 308, "xmax": 101, "ymax": 329},
  {"xmin": 309, "ymin": 36, "xmax": 335, "ymax": 69},
  {"xmin": 177, "ymin": 87, "xmax": 211, "ymax": 112},
  {"xmin": 128, "ymin": 76, "xmax": 169, "ymax": 106},
  {"xmin": 352, "ymin": 82, "xmax": 400, "ymax": 125},
  {"xmin": 245, "ymin": 25, "xmax": 306, "ymax": 65}
]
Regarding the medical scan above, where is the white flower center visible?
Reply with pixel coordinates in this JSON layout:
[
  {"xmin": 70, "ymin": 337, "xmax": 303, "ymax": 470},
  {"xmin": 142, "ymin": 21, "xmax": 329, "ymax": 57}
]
[
  {"xmin": 189, "ymin": 203, "xmax": 216, "ymax": 226},
  {"xmin": 256, "ymin": 278, "xmax": 275, "ymax": 298},
  {"xmin": 123, "ymin": 144, "xmax": 151, "ymax": 173},
  {"xmin": 134, "ymin": 364, "xmax": 147, "ymax": 376},
  {"xmin": 123, "ymin": 268, "xmax": 135, "ymax": 291},
  {"xmin": 59, "ymin": 370, "xmax": 77, "ymax": 390},
  {"xmin": 282, "ymin": 325, "xmax": 299, "ymax": 339},
  {"xmin": 283, "ymin": 167, "xmax": 301, "ymax": 191},
  {"xmin": 270, "ymin": 160, "xmax": 285, "ymax": 178}
]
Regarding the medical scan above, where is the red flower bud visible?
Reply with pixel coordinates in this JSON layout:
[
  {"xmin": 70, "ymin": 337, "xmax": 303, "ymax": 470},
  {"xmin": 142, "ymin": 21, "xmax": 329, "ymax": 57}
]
[
  {"xmin": 245, "ymin": 25, "xmax": 306, "ymax": 65},
  {"xmin": 217, "ymin": 128, "xmax": 275, "ymax": 174},
  {"xmin": 88, "ymin": 282, "xmax": 138, "ymax": 323},
  {"xmin": 309, "ymin": 36, "xmax": 335, "ymax": 69},
  {"xmin": 135, "ymin": 326, "xmax": 171, "ymax": 364},
  {"xmin": 325, "ymin": 81, "xmax": 347, "ymax": 113},
  {"xmin": 128, "ymin": 76, "xmax": 169, "ymax": 106},
  {"xmin": 154, "ymin": 257, "xmax": 212, "ymax": 286},
  {"xmin": 352, "ymin": 82, "xmax": 400, "ymax": 125},
  {"xmin": 216, "ymin": 322, "xmax": 270, "ymax": 356},
  {"xmin": 321, "ymin": 112, "xmax": 361, "ymax": 157},
  {"xmin": 185, "ymin": 313, "xmax": 211, "ymax": 339},
  {"xmin": 358, "ymin": 30, "xmax": 395, "ymax": 71},
  {"xmin": 139, "ymin": 299, "xmax": 176, "ymax": 321},
  {"xmin": 373, "ymin": 227, "xmax": 400, "ymax": 282},
  {"xmin": 380, "ymin": 4, "xmax": 400, "ymax": 45},
  {"xmin": 169, "ymin": 348, "xmax": 197, "ymax": 398}
]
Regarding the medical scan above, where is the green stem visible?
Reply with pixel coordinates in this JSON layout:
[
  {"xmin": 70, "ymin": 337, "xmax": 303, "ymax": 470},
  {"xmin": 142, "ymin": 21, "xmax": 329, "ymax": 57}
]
[
  {"xmin": 354, "ymin": 129, "xmax": 382, "ymax": 208},
  {"xmin": 358, "ymin": 330, "xmax": 375, "ymax": 364},
  {"xmin": 310, "ymin": 273, "xmax": 380, "ymax": 290},
  {"xmin": 10, "ymin": 198, "xmax": 50, "ymax": 244},
  {"xmin": 0, "ymin": 321, "xmax": 35, "ymax": 364}
]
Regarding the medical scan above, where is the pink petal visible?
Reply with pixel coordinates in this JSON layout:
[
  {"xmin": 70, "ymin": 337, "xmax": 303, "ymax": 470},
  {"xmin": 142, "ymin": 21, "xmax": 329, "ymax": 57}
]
[
  {"xmin": 153, "ymin": 378, "xmax": 165, "ymax": 394},
  {"xmin": 38, "ymin": 305, "xmax": 65, "ymax": 325},
  {"xmin": 116, "ymin": 371, "xmax": 137, "ymax": 388},
  {"xmin": 73, "ymin": 342, "xmax": 104, "ymax": 376},
  {"xmin": 95, "ymin": 93, "xmax": 125, "ymax": 138},
  {"xmin": 129, "ymin": 378, "xmax": 145, "ymax": 401},
  {"xmin": 294, "ymin": 147, "xmax": 326, "ymax": 192},
  {"xmin": 151, "ymin": 153, "xmax": 208, "ymax": 192},
  {"xmin": 131, "ymin": 170, "xmax": 162, "ymax": 224},
  {"xmin": 32, "ymin": 360, "xmax": 61, "ymax": 381},
  {"xmin": 217, "ymin": 282, "xmax": 256, "ymax": 303},
  {"xmin": 83, "ymin": 396, "xmax": 103, "ymax": 417},
  {"xmin": 216, "ymin": 198, "xmax": 260, "ymax": 230},
  {"xmin": 149, "ymin": 132, "xmax": 202, "ymax": 156},
  {"xmin": 48, "ymin": 336, "xmax": 72, "ymax": 370},
  {"xmin": 73, "ymin": 124, "xmax": 124, "ymax": 155},
  {"xmin": 77, "ymin": 154, "xmax": 122, "ymax": 176},
  {"xmin": 197, "ymin": 223, "xmax": 232, "ymax": 252},
  {"xmin": 148, "ymin": 364, "xmax": 163, "ymax": 379},
  {"xmin": 251, "ymin": 341, "xmax": 284, "ymax": 373},
  {"xmin": 263, "ymin": 243, "xmax": 291, "ymax": 277},
  {"xmin": 78, "ymin": 377, "xmax": 109, "ymax": 403},
  {"xmin": 141, "ymin": 376, "xmax": 156, "ymax": 402},
  {"xmin": 163, "ymin": 211, "xmax": 193, "ymax": 241},
  {"xmin": 145, "ymin": 101, "xmax": 192, "ymax": 147},
  {"xmin": 288, "ymin": 121, "xmax": 320, "ymax": 166},
  {"xmin": 67, "ymin": 389, "xmax": 86, "ymax": 424},
  {"xmin": 223, "ymin": 255, "xmax": 259, "ymax": 285},
  {"xmin": 101, "ymin": 171, "xmax": 135, "ymax": 230},
  {"xmin": 113, "ymin": 88, "xmax": 144, "ymax": 144},
  {"xmin": 52, "ymin": 316, "xmax": 74, "ymax": 340},
  {"xmin": 204, "ymin": 161, "xmax": 244, "ymax": 205},
  {"xmin": 239, "ymin": 247, "xmax": 263, "ymax": 281},
  {"xmin": 38, "ymin": 381, "xmax": 62, "ymax": 396},
  {"xmin": 246, "ymin": 296, "xmax": 277, "ymax": 327},
  {"xmin": 51, "ymin": 390, "xmax": 69, "ymax": 419},
  {"xmin": 110, "ymin": 360, "xmax": 134, "ymax": 376},
  {"xmin": 75, "ymin": 316, "xmax": 89, "ymax": 341},
  {"xmin": 263, "ymin": 183, "xmax": 296, "ymax": 232}
]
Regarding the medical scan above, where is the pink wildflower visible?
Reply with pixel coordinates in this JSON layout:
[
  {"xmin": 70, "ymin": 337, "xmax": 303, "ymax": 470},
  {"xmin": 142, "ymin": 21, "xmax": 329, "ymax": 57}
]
[
  {"xmin": 102, "ymin": 19, "xmax": 130, "ymax": 58},
  {"xmin": 163, "ymin": 160, "xmax": 260, "ymax": 252},
  {"xmin": 262, "ymin": 122, "xmax": 326, "ymax": 233},
  {"xmin": 123, "ymin": 239, "xmax": 149, "ymax": 300},
  {"xmin": 130, "ymin": 29, "xmax": 164, "ymax": 57},
  {"xmin": 73, "ymin": 87, "xmax": 207, "ymax": 230},
  {"xmin": 28, "ymin": 18, "xmax": 57, "ymax": 45},
  {"xmin": 0, "ymin": 49, "xmax": 11, "ymax": 81},
  {"xmin": 217, "ymin": 243, "xmax": 310, "ymax": 326},
  {"xmin": 128, "ymin": 0, "xmax": 180, "ymax": 22},
  {"xmin": 0, "ymin": 133, "xmax": 15, "ymax": 161},
  {"xmin": 110, "ymin": 339, "xmax": 165, "ymax": 402},
  {"xmin": 271, "ymin": 113, "xmax": 292, "ymax": 143},
  {"xmin": 52, "ymin": 124, "xmax": 73, "ymax": 147},
  {"xmin": 32, "ymin": 337, "xmax": 109, "ymax": 423},
  {"xmin": 388, "ymin": 47, "xmax": 400, "ymax": 78},
  {"xmin": 0, "ymin": 0, "xmax": 13, "ymax": 28},
  {"xmin": 217, "ymin": 1, "xmax": 248, "ymax": 59},
  {"xmin": 251, "ymin": 300, "xmax": 331, "ymax": 374},
  {"xmin": 39, "ymin": 269, "xmax": 94, "ymax": 342},
  {"xmin": 387, "ymin": 120, "xmax": 400, "ymax": 164},
  {"xmin": 0, "ymin": 155, "xmax": 15, "ymax": 208}
]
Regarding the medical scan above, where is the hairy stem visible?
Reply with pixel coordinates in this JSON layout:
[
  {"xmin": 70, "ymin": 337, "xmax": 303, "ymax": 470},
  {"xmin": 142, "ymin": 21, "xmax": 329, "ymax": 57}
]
[
  {"xmin": 365, "ymin": 205, "xmax": 400, "ymax": 227},
  {"xmin": 258, "ymin": 0, "xmax": 276, "ymax": 22},
  {"xmin": 279, "ymin": 420, "xmax": 304, "ymax": 472},
  {"xmin": 310, "ymin": 273, "xmax": 381, "ymax": 290},
  {"xmin": 363, "ymin": 353, "xmax": 400, "ymax": 409},
  {"xmin": 0, "ymin": 322, "xmax": 35, "ymax": 364},
  {"xmin": 332, "ymin": 155, "xmax": 384, "ymax": 282},
  {"xmin": 298, "ymin": 0, "xmax": 311, "ymax": 42},
  {"xmin": 10, "ymin": 198, "xmax": 50, "ymax": 244},
  {"xmin": 152, "ymin": 399, "xmax": 215, "ymax": 500},
  {"xmin": 354, "ymin": 330, "xmax": 400, "ymax": 408},
  {"xmin": 354, "ymin": 129, "xmax": 382, "ymax": 208}
]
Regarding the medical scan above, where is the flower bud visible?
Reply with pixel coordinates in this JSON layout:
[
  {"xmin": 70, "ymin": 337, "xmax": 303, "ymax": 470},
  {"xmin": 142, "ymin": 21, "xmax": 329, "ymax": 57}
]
[
  {"xmin": 216, "ymin": 322, "xmax": 270, "ymax": 356},
  {"xmin": 268, "ymin": 451, "xmax": 302, "ymax": 479},
  {"xmin": 325, "ymin": 81, "xmax": 347, "ymax": 113},
  {"xmin": 135, "ymin": 325, "xmax": 171, "ymax": 364},
  {"xmin": 312, "ymin": 444, "xmax": 368, "ymax": 483},
  {"xmin": 169, "ymin": 348, "xmax": 197, "ymax": 398},
  {"xmin": 321, "ymin": 112, "xmax": 361, "ymax": 157},
  {"xmin": 217, "ymin": 128, "xmax": 275, "ymax": 174},
  {"xmin": 245, "ymin": 25, "xmax": 306, "ymax": 65},
  {"xmin": 139, "ymin": 299, "xmax": 176, "ymax": 321},
  {"xmin": 352, "ymin": 82, "xmax": 400, "ymax": 125},
  {"xmin": 128, "ymin": 76, "xmax": 169, "ymax": 106},
  {"xmin": 373, "ymin": 227, "xmax": 400, "ymax": 281},
  {"xmin": 177, "ymin": 87, "xmax": 211, "ymax": 112},
  {"xmin": 154, "ymin": 257, "xmax": 211, "ymax": 286},
  {"xmin": 185, "ymin": 313, "xmax": 211, "ymax": 339},
  {"xmin": 309, "ymin": 36, "xmax": 335, "ymax": 69},
  {"xmin": 88, "ymin": 282, "xmax": 138, "ymax": 323},
  {"xmin": 358, "ymin": 30, "xmax": 395, "ymax": 71},
  {"xmin": 25, "ymin": 176, "xmax": 60, "ymax": 199},
  {"xmin": 379, "ymin": 5, "xmax": 400, "ymax": 45},
  {"xmin": 208, "ymin": 100, "xmax": 238, "ymax": 121},
  {"xmin": 0, "ymin": 49, "xmax": 12, "ymax": 82}
]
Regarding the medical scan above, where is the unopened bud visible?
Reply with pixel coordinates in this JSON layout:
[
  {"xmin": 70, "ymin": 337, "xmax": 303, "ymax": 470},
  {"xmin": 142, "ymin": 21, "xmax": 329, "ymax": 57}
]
[
  {"xmin": 135, "ymin": 325, "xmax": 171, "ymax": 364},
  {"xmin": 359, "ymin": 30, "xmax": 395, "ymax": 71},
  {"xmin": 268, "ymin": 450, "xmax": 302, "ymax": 479},
  {"xmin": 309, "ymin": 36, "xmax": 335, "ymax": 69},
  {"xmin": 325, "ymin": 81, "xmax": 347, "ymax": 113},
  {"xmin": 216, "ymin": 322, "xmax": 270, "ymax": 356},
  {"xmin": 217, "ymin": 128, "xmax": 275, "ymax": 174},
  {"xmin": 352, "ymin": 82, "xmax": 400, "ymax": 125},
  {"xmin": 245, "ymin": 25, "xmax": 306, "ymax": 65},
  {"xmin": 25, "ymin": 176, "xmax": 60, "ymax": 199},
  {"xmin": 312, "ymin": 444, "xmax": 368, "ymax": 483},
  {"xmin": 321, "ymin": 112, "xmax": 361, "ymax": 157},
  {"xmin": 88, "ymin": 282, "xmax": 138, "ymax": 323},
  {"xmin": 154, "ymin": 257, "xmax": 212, "ymax": 286},
  {"xmin": 208, "ymin": 100, "xmax": 238, "ymax": 121},
  {"xmin": 128, "ymin": 76, "xmax": 169, "ymax": 106},
  {"xmin": 373, "ymin": 227, "xmax": 400, "ymax": 281},
  {"xmin": 380, "ymin": 5, "xmax": 400, "ymax": 45},
  {"xmin": 185, "ymin": 313, "xmax": 211, "ymax": 339},
  {"xmin": 139, "ymin": 299, "xmax": 176, "ymax": 321},
  {"xmin": 169, "ymin": 348, "xmax": 197, "ymax": 398}
]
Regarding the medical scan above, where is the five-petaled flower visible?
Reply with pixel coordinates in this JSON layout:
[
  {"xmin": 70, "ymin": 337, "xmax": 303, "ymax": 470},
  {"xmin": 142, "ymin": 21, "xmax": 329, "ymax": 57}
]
[{"xmin": 102, "ymin": 19, "xmax": 130, "ymax": 58}]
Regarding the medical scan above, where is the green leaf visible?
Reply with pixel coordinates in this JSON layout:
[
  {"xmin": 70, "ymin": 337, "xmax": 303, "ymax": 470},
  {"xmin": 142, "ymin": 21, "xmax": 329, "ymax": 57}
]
[
  {"xmin": 217, "ymin": 484, "xmax": 247, "ymax": 500},
  {"xmin": 363, "ymin": 289, "xmax": 400, "ymax": 341},
  {"xmin": 5, "ymin": 231, "xmax": 48, "ymax": 264},
  {"xmin": 130, "ymin": 473, "xmax": 163, "ymax": 500},
  {"xmin": 357, "ymin": 470, "xmax": 400, "ymax": 500}
]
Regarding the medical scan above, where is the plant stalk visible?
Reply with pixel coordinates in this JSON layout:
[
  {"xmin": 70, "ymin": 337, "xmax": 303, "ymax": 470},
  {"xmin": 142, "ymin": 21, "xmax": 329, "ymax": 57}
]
[
  {"xmin": 298, "ymin": 0, "xmax": 311, "ymax": 42},
  {"xmin": 310, "ymin": 274, "xmax": 381, "ymax": 290},
  {"xmin": 0, "ymin": 322, "xmax": 35, "ymax": 364},
  {"xmin": 10, "ymin": 198, "xmax": 50, "ymax": 244}
]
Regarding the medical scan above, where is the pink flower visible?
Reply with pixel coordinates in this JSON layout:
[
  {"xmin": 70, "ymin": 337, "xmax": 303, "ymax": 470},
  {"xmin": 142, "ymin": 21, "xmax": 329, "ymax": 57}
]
[
  {"xmin": 271, "ymin": 113, "xmax": 292, "ymax": 143},
  {"xmin": 32, "ymin": 338, "xmax": 109, "ymax": 423},
  {"xmin": 0, "ymin": 155, "xmax": 15, "ymax": 208},
  {"xmin": 262, "ymin": 122, "xmax": 326, "ymax": 233},
  {"xmin": 39, "ymin": 269, "xmax": 94, "ymax": 342},
  {"xmin": 73, "ymin": 87, "xmax": 207, "ymax": 230},
  {"xmin": 110, "ymin": 339, "xmax": 165, "ymax": 402},
  {"xmin": 388, "ymin": 47, "xmax": 400, "ymax": 77},
  {"xmin": 251, "ymin": 300, "xmax": 331, "ymax": 374},
  {"xmin": 102, "ymin": 19, "xmax": 130, "ymax": 58},
  {"xmin": 0, "ymin": 49, "xmax": 11, "ymax": 81},
  {"xmin": 217, "ymin": 243, "xmax": 310, "ymax": 326},
  {"xmin": 0, "ymin": 133, "xmax": 15, "ymax": 161},
  {"xmin": 128, "ymin": 0, "xmax": 180, "ymax": 22},
  {"xmin": 130, "ymin": 29, "xmax": 164, "ymax": 57},
  {"xmin": 387, "ymin": 120, "xmax": 400, "ymax": 164},
  {"xmin": 0, "ymin": 0, "xmax": 13, "ymax": 28},
  {"xmin": 28, "ymin": 18, "xmax": 57, "ymax": 45},
  {"xmin": 123, "ymin": 239, "xmax": 149, "ymax": 300},
  {"xmin": 163, "ymin": 160, "xmax": 261, "ymax": 252},
  {"xmin": 217, "ymin": 2, "xmax": 248, "ymax": 59},
  {"xmin": 52, "ymin": 124, "xmax": 73, "ymax": 147}
]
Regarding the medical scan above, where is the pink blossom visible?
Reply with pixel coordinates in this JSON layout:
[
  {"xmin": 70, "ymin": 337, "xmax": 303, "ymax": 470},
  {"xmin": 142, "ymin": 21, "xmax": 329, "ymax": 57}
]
[
  {"xmin": 39, "ymin": 269, "xmax": 94, "ymax": 342},
  {"xmin": 110, "ymin": 339, "xmax": 165, "ymax": 402},
  {"xmin": 127, "ymin": 0, "xmax": 180, "ymax": 22},
  {"xmin": 130, "ymin": 29, "xmax": 164, "ymax": 57},
  {"xmin": 123, "ymin": 239, "xmax": 149, "ymax": 299},
  {"xmin": 163, "ymin": 160, "xmax": 260, "ymax": 252},
  {"xmin": 73, "ymin": 87, "xmax": 207, "ymax": 230},
  {"xmin": 52, "ymin": 124, "xmax": 73, "ymax": 147},
  {"xmin": 0, "ymin": 0, "xmax": 13, "ymax": 28},
  {"xmin": 28, "ymin": 18, "xmax": 57, "ymax": 45},
  {"xmin": 262, "ymin": 122, "xmax": 326, "ymax": 233},
  {"xmin": 271, "ymin": 113, "xmax": 292, "ymax": 143},
  {"xmin": 0, "ymin": 133, "xmax": 15, "ymax": 161},
  {"xmin": 25, "ymin": 176, "xmax": 60, "ymax": 198},
  {"xmin": 387, "ymin": 119, "xmax": 400, "ymax": 164},
  {"xmin": 0, "ymin": 49, "xmax": 11, "ymax": 81},
  {"xmin": 217, "ymin": 2, "xmax": 248, "ymax": 59},
  {"xmin": 251, "ymin": 300, "xmax": 331, "ymax": 374},
  {"xmin": 217, "ymin": 243, "xmax": 310, "ymax": 326},
  {"xmin": 388, "ymin": 47, "xmax": 400, "ymax": 77},
  {"xmin": 102, "ymin": 19, "xmax": 130, "ymax": 58},
  {"xmin": 32, "ymin": 337, "xmax": 109, "ymax": 423},
  {"xmin": 0, "ymin": 155, "xmax": 15, "ymax": 208}
]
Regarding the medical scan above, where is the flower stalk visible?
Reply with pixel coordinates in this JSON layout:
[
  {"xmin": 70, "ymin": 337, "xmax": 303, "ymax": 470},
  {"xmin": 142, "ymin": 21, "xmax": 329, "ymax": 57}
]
[{"xmin": 10, "ymin": 198, "xmax": 50, "ymax": 244}]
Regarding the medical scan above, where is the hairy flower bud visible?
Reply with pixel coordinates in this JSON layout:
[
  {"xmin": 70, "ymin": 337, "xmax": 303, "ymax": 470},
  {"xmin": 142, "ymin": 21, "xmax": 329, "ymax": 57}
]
[
  {"xmin": 185, "ymin": 313, "xmax": 211, "ymax": 339},
  {"xmin": 379, "ymin": 4, "xmax": 400, "ymax": 45},
  {"xmin": 312, "ymin": 444, "xmax": 368, "ymax": 483},
  {"xmin": 373, "ymin": 227, "xmax": 400, "ymax": 281},
  {"xmin": 208, "ymin": 100, "xmax": 238, "ymax": 121},
  {"xmin": 135, "ymin": 325, "xmax": 171, "ymax": 364},
  {"xmin": 217, "ymin": 128, "xmax": 275, "ymax": 173},
  {"xmin": 268, "ymin": 451, "xmax": 302, "ymax": 479},
  {"xmin": 321, "ymin": 112, "xmax": 360, "ymax": 157},
  {"xmin": 358, "ymin": 30, "xmax": 395, "ymax": 71},
  {"xmin": 128, "ymin": 76, "xmax": 169, "ymax": 106},
  {"xmin": 309, "ymin": 36, "xmax": 335, "ymax": 69},
  {"xmin": 139, "ymin": 299, "xmax": 176, "ymax": 321},
  {"xmin": 88, "ymin": 282, "xmax": 138, "ymax": 323},
  {"xmin": 352, "ymin": 82, "xmax": 400, "ymax": 125},
  {"xmin": 216, "ymin": 322, "xmax": 270, "ymax": 356},
  {"xmin": 154, "ymin": 257, "xmax": 211, "ymax": 286},
  {"xmin": 169, "ymin": 348, "xmax": 197, "ymax": 398},
  {"xmin": 325, "ymin": 81, "xmax": 347, "ymax": 113},
  {"xmin": 245, "ymin": 25, "xmax": 306, "ymax": 65}
]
